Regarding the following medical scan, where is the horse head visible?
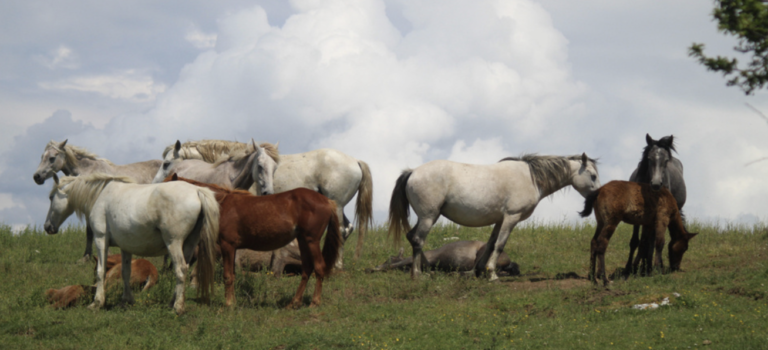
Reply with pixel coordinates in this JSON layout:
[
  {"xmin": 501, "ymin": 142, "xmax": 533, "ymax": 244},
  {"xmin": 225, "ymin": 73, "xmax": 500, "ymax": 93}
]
[
  {"xmin": 643, "ymin": 134, "xmax": 676, "ymax": 191},
  {"xmin": 668, "ymin": 231, "xmax": 697, "ymax": 271},
  {"xmin": 44, "ymin": 174, "xmax": 75, "ymax": 235},
  {"xmin": 572, "ymin": 152, "xmax": 601, "ymax": 198},
  {"xmin": 34, "ymin": 139, "xmax": 68, "ymax": 185},
  {"xmin": 153, "ymin": 140, "xmax": 182, "ymax": 183},
  {"xmin": 252, "ymin": 139, "xmax": 278, "ymax": 196}
]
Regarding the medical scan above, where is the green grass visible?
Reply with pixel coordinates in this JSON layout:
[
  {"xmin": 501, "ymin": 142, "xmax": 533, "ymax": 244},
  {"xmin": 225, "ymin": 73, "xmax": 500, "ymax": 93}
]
[{"xmin": 1, "ymin": 221, "xmax": 767, "ymax": 349}]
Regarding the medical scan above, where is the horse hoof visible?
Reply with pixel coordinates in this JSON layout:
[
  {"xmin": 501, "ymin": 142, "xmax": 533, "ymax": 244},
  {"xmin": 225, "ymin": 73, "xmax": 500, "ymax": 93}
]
[
  {"xmin": 76, "ymin": 256, "xmax": 91, "ymax": 265},
  {"xmin": 87, "ymin": 302, "xmax": 100, "ymax": 311}
]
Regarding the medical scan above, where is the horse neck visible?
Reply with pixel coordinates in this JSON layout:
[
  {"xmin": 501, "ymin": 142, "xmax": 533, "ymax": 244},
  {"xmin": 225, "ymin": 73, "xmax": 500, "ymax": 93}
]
[
  {"xmin": 536, "ymin": 160, "xmax": 577, "ymax": 199},
  {"xmin": 69, "ymin": 157, "xmax": 112, "ymax": 177},
  {"xmin": 226, "ymin": 154, "xmax": 255, "ymax": 190}
]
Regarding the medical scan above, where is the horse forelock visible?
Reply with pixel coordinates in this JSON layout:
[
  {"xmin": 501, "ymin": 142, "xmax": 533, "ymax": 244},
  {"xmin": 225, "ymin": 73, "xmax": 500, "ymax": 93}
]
[
  {"xmin": 259, "ymin": 142, "xmax": 280, "ymax": 164},
  {"xmin": 499, "ymin": 154, "xmax": 593, "ymax": 193},
  {"xmin": 55, "ymin": 173, "xmax": 135, "ymax": 219},
  {"xmin": 637, "ymin": 138, "xmax": 674, "ymax": 183}
]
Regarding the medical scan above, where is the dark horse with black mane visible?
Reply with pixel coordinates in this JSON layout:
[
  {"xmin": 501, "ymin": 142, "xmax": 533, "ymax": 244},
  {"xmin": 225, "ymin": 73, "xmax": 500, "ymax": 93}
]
[{"xmin": 626, "ymin": 134, "xmax": 686, "ymax": 276}]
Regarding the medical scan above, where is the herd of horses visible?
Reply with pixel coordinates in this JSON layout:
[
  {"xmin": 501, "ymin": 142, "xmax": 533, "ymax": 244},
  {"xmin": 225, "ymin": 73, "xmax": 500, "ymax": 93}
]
[{"xmin": 32, "ymin": 133, "xmax": 696, "ymax": 314}]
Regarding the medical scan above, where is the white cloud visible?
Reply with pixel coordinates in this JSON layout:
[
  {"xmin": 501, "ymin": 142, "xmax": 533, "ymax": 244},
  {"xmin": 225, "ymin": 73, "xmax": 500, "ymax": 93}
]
[
  {"xmin": 448, "ymin": 138, "xmax": 507, "ymax": 165},
  {"xmin": 33, "ymin": 45, "xmax": 79, "ymax": 70},
  {"xmin": 186, "ymin": 29, "xmax": 217, "ymax": 49},
  {"xmin": 39, "ymin": 70, "xmax": 167, "ymax": 102}
]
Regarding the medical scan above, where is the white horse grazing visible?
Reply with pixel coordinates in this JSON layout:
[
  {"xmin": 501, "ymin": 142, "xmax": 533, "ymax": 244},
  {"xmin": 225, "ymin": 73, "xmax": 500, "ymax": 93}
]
[
  {"xmin": 388, "ymin": 154, "xmax": 601, "ymax": 281},
  {"xmin": 44, "ymin": 173, "xmax": 220, "ymax": 314},
  {"xmin": 33, "ymin": 139, "xmax": 163, "ymax": 262},
  {"xmin": 162, "ymin": 140, "xmax": 373, "ymax": 266}
]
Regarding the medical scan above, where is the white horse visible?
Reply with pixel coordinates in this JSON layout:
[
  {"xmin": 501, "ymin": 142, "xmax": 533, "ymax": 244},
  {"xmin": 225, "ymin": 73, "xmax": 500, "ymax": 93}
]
[
  {"xmin": 44, "ymin": 173, "xmax": 220, "ymax": 314},
  {"xmin": 33, "ymin": 139, "xmax": 163, "ymax": 262},
  {"xmin": 161, "ymin": 140, "xmax": 373, "ymax": 266},
  {"xmin": 388, "ymin": 154, "xmax": 601, "ymax": 281}
]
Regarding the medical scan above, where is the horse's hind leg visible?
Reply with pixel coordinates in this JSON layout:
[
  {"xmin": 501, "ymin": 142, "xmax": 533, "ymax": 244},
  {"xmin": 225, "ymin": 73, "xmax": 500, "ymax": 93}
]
[
  {"xmin": 476, "ymin": 215, "xmax": 521, "ymax": 281},
  {"xmin": 589, "ymin": 221, "xmax": 604, "ymax": 284},
  {"xmin": 288, "ymin": 236, "xmax": 315, "ymax": 309},
  {"xmin": 333, "ymin": 206, "xmax": 347, "ymax": 270},
  {"xmin": 407, "ymin": 215, "xmax": 438, "ymax": 280},
  {"xmin": 166, "ymin": 240, "xmax": 189, "ymax": 314},
  {"xmin": 653, "ymin": 220, "xmax": 667, "ymax": 273},
  {"xmin": 77, "ymin": 224, "xmax": 95, "ymax": 264},
  {"xmin": 88, "ymin": 225, "xmax": 108, "ymax": 310},
  {"xmin": 623, "ymin": 225, "xmax": 641, "ymax": 277},
  {"xmin": 120, "ymin": 252, "xmax": 135, "ymax": 305},
  {"xmin": 593, "ymin": 222, "xmax": 617, "ymax": 287},
  {"xmin": 307, "ymin": 239, "xmax": 327, "ymax": 307}
]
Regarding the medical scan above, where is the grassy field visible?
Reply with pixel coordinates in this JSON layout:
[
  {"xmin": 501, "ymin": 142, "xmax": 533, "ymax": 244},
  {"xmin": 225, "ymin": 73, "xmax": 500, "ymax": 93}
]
[{"xmin": 1, "ymin": 220, "xmax": 767, "ymax": 349}]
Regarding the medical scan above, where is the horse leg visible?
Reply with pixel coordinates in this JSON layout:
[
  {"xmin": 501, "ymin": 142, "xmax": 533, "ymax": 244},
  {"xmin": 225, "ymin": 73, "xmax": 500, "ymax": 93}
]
[
  {"xmin": 623, "ymin": 225, "xmax": 641, "ymax": 277},
  {"xmin": 166, "ymin": 241, "xmax": 188, "ymax": 315},
  {"xmin": 307, "ymin": 238, "xmax": 327, "ymax": 307},
  {"xmin": 654, "ymin": 220, "xmax": 667, "ymax": 273},
  {"xmin": 479, "ymin": 215, "xmax": 521, "ymax": 281},
  {"xmin": 88, "ymin": 226, "xmax": 108, "ymax": 310},
  {"xmin": 407, "ymin": 215, "xmax": 438, "ymax": 280},
  {"xmin": 333, "ymin": 205, "xmax": 347, "ymax": 270},
  {"xmin": 593, "ymin": 223, "xmax": 617, "ymax": 287},
  {"xmin": 221, "ymin": 243, "xmax": 237, "ymax": 307},
  {"xmin": 474, "ymin": 222, "xmax": 503, "ymax": 278},
  {"xmin": 77, "ymin": 224, "xmax": 95, "ymax": 264},
  {"xmin": 589, "ymin": 221, "xmax": 604, "ymax": 284},
  {"xmin": 637, "ymin": 225, "xmax": 656, "ymax": 276},
  {"xmin": 120, "ymin": 252, "xmax": 135, "ymax": 306},
  {"xmin": 288, "ymin": 236, "xmax": 315, "ymax": 309}
]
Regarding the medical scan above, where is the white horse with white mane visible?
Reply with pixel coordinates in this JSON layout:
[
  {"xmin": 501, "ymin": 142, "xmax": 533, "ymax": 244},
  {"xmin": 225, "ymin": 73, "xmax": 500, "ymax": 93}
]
[
  {"xmin": 388, "ymin": 154, "xmax": 601, "ymax": 281},
  {"xmin": 33, "ymin": 139, "xmax": 163, "ymax": 262},
  {"xmin": 44, "ymin": 173, "xmax": 219, "ymax": 314},
  {"xmin": 159, "ymin": 140, "xmax": 373, "ymax": 266}
]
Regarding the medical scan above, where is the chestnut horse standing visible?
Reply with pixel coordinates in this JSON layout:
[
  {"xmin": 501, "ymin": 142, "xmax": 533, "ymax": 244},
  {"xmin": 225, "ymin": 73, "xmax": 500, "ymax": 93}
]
[
  {"xmin": 165, "ymin": 174, "xmax": 342, "ymax": 308},
  {"xmin": 579, "ymin": 180, "xmax": 697, "ymax": 286}
]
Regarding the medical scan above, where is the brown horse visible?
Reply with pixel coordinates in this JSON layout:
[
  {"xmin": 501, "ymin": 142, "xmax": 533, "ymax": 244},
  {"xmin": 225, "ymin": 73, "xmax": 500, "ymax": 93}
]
[
  {"xmin": 165, "ymin": 173, "xmax": 342, "ymax": 308},
  {"xmin": 579, "ymin": 180, "xmax": 697, "ymax": 286},
  {"xmin": 46, "ymin": 285, "xmax": 96, "ymax": 309},
  {"xmin": 99, "ymin": 255, "xmax": 159, "ymax": 292}
]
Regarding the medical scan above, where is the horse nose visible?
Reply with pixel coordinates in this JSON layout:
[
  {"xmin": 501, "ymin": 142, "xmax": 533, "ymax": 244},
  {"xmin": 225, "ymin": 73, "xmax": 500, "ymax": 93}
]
[
  {"xmin": 33, "ymin": 173, "xmax": 42, "ymax": 184},
  {"xmin": 44, "ymin": 223, "xmax": 56, "ymax": 234},
  {"xmin": 651, "ymin": 184, "xmax": 661, "ymax": 191},
  {"xmin": 261, "ymin": 191, "xmax": 270, "ymax": 196}
]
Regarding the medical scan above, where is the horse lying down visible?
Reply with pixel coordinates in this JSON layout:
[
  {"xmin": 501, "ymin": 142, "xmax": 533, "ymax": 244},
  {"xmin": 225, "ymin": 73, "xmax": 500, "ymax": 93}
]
[
  {"xmin": 235, "ymin": 240, "xmax": 303, "ymax": 276},
  {"xmin": 45, "ymin": 255, "xmax": 159, "ymax": 309},
  {"xmin": 369, "ymin": 240, "xmax": 521, "ymax": 276}
]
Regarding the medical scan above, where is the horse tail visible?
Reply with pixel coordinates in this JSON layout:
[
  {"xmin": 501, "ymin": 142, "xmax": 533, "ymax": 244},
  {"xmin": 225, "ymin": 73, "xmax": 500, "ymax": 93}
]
[
  {"xmin": 322, "ymin": 200, "xmax": 343, "ymax": 276},
  {"xmin": 195, "ymin": 187, "xmax": 220, "ymax": 304},
  {"xmin": 353, "ymin": 160, "xmax": 373, "ymax": 260},
  {"xmin": 388, "ymin": 169, "xmax": 413, "ymax": 245},
  {"xmin": 579, "ymin": 189, "xmax": 601, "ymax": 218}
]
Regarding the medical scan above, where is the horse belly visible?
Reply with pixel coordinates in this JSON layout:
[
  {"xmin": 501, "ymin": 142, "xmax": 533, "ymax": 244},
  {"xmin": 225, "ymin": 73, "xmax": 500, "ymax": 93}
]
[
  {"xmin": 108, "ymin": 225, "xmax": 168, "ymax": 257},
  {"xmin": 440, "ymin": 203, "xmax": 503, "ymax": 227}
]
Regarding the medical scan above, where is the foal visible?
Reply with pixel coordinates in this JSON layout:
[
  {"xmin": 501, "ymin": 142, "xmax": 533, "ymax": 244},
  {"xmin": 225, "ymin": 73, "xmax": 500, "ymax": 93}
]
[
  {"xmin": 165, "ymin": 174, "xmax": 342, "ymax": 308},
  {"xmin": 579, "ymin": 181, "xmax": 697, "ymax": 286}
]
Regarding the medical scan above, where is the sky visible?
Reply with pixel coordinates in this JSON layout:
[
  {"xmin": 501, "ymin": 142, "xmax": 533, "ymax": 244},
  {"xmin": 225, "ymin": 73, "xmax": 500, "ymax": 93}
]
[{"xmin": 2, "ymin": 0, "xmax": 767, "ymax": 230}]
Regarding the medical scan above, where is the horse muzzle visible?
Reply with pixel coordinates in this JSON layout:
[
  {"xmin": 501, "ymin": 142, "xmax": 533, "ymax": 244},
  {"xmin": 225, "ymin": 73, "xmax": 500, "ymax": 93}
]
[
  {"xmin": 33, "ymin": 173, "xmax": 45, "ymax": 185},
  {"xmin": 44, "ymin": 222, "xmax": 58, "ymax": 235},
  {"xmin": 651, "ymin": 183, "xmax": 662, "ymax": 191}
]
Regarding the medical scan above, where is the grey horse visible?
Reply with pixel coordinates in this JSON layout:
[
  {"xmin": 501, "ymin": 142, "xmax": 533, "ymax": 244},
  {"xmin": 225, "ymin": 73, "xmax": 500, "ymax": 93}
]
[{"xmin": 370, "ymin": 240, "xmax": 520, "ymax": 276}]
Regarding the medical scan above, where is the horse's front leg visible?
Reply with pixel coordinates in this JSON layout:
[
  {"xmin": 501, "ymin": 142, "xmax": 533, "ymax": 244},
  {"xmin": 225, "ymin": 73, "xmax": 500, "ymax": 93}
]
[
  {"xmin": 333, "ymin": 206, "xmax": 347, "ymax": 270},
  {"xmin": 288, "ymin": 237, "xmax": 314, "ymax": 309},
  {"xmin": 220, "ymin": 243, "xmax": 237, "ymax": 307},
  {"xmin": 77, "ymin": 224, "xmax": 95, "ymax": 264},
  {"xmin": 88, "ymin": 226, "xmax": 108, "ymax": 310},
  {"xmin": 623, "ymin": 225, "xmax": 641, "ymax": 277},
  {"xmin": 478, "ymin": 215, "xmax": 521, "ymax": 281},
  {"xmin": 120, "ymin": 252, "xmax": 135, "ymax": 306},
  {"xmin": 407, "ymin": 215, "xmax": 438, "ymax": 280},
  {"xmin": 589, "ymin": 222, "xmax": 604, "ymax": 283},
  {"xmin": 654, "ymin": 221, "xmax": 667, "ymax": 273}
]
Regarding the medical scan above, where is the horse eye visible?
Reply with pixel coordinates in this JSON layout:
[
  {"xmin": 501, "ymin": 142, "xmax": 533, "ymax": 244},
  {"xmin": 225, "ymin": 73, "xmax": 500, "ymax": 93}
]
[
  {"xmin": 49, "ymin": 157, "xmax": 56, "ymax": 163},
  {"xmin": 163, "ymin": 162, "xmax": 169, "ymax": 169},
  {"xmin": 591, "ymin": 174, "xmax": 597, "ymax": 181}
]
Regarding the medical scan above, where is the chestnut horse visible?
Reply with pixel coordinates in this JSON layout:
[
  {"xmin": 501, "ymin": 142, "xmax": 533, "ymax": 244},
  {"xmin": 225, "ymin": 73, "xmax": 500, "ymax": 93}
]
[
  {"xmin": 99, "ymin": 254, "xmax": 159, "ymax": 292},
  {"xmin": 165, "ymin": 174, "xmax": 342, "ymax": 308},
  {"xmin": 579, "ymin": 180, "xmax": 697, "ymax": 286}
]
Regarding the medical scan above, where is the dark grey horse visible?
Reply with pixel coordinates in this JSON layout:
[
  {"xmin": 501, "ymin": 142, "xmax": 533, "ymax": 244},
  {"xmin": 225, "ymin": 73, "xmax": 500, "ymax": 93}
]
[
  {"xmin": 369, "ymin": 240, "xmax": 520, "ymax": 276},
  {"xmin": 626, "ymin": 134, "xmax": 686, "ymax": 276}
]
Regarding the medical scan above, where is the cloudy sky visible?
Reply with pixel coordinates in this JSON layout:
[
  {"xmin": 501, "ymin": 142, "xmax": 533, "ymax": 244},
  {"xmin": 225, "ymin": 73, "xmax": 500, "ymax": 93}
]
[{"xmin": 2, "ymin": 0, "xmax": 767, "ymax": 230}]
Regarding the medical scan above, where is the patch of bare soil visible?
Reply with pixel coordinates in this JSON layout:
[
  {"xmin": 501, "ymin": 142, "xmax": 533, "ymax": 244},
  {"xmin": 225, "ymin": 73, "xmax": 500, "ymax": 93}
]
[{"xmin": 502, "ymin": 271, "xmax": 591, "ymax": 292}]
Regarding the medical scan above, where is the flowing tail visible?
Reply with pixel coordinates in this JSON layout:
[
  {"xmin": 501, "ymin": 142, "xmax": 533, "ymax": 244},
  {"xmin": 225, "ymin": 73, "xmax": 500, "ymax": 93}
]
[
  {"xmin": 388, "ymin": 170, "xmax": 413, "ymax": 245},
  {"xmin": 322, "ymin": 200, "xmax": 343, "ymax": 276},
  {"xmin": 354, "ymin": 160, "xmax": 373, "ymax": 260},
  {"xmin": 579, "ymin": 190, "xmax": 600, "ymax": 218},
  {"xmin": 195, "ymin": 188, "xmax": 220, "ymax": 303}
]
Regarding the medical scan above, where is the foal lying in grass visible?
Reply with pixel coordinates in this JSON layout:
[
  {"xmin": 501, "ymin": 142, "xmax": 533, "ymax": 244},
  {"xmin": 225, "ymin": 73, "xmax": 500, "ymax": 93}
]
[{"xmin": 579, "ymin": 180, "xmax": 697, "ymax": 286}]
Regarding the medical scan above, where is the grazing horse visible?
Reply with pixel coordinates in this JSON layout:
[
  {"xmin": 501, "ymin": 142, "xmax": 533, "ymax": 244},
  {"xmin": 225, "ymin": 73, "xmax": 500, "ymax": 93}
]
[
  {"xmin": 32, "ymin": 140, "xmax": 162, "ymax": 263},
  {"xmin": 389, "ymin": 153, "xmax": 601, "ymax": 281},
  {"xmin": 165, "ymin": 174, "xmax": 342, "ymax": 308},
  {"xmin": 164, "ymin": 140, "xmax": 373, "ymax": 268},
  {"xmin": 371, "ymin": 240, "xmax": 520, "ymax": 276},
  {"xmin": 579, "ymin": 181, "xmax": 697, "ymax": 286},
  {"xmin": 626, "ymin": 134, "xmax": 686, "ymax": 276},
  {"xmin": 44, "ymin": 173, "xmax": 219, "ymax": 314}
]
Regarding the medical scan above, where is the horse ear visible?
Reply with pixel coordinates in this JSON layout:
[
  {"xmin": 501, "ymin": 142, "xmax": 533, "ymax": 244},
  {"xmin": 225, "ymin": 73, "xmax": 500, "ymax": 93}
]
[
  {"xmin": 274, "ymin": 141, "xmax": 279, "ymax": 149},
  {"xmin": 59, "ymin": 139, "xmax": 68, "ymax": 149},
  {"xmin": 581, "ymin": 152, "xmax": 588, "ymax": 165},
  {"xmin": 687, "ymin": 232, "xmax": 698, "ymax": 240},
  {"xmin": 174, "ymin": 140, "xmax": 181, "ymax": 151},
  {"xmin": 53, "ymin": 173, "xmax": 59, "ymax": 185},
  {"xmin": 658, "ymin": 135, "xmax": 675, "ymax": 151},
  {"xmin": 645, "ymin": 133, "xmax": 654, "ymax": 145}
]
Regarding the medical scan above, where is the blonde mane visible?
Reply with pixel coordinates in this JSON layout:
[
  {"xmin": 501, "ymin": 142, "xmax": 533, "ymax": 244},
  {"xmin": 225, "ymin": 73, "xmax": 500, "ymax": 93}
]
[
  {"xmin": 209, "ymin": 142, "xmax": 280, "ymax": 167},
  {"xmin": 47, "ymin": 140, "xmax": 114, "ymax": 167},
  {"xmin": 163, "ymin": 140, "xmax": 254, "ymax": 163},
  {"xmin": 51, "ymin": 173, "xmax": 135, "ymax": 220}
]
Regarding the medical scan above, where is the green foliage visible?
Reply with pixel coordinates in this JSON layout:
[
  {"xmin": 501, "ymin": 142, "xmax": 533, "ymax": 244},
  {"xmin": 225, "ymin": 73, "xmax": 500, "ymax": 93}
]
[
  {"xmin": 690, "ymin": 0, "xmax": 768, "ymax": 94},
  {"xmin": 0, "ymin": 221, "xmax": 767, "ymax": 349}
]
